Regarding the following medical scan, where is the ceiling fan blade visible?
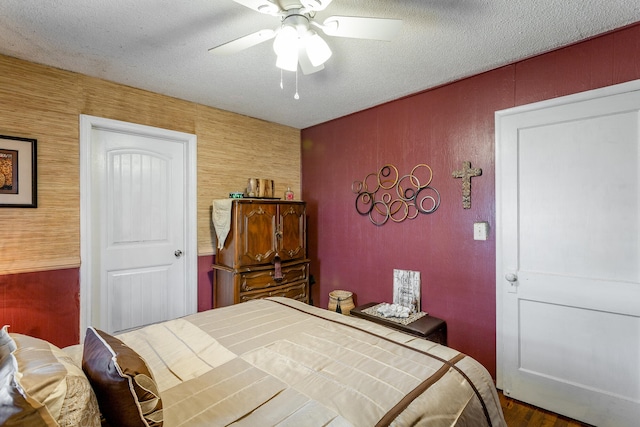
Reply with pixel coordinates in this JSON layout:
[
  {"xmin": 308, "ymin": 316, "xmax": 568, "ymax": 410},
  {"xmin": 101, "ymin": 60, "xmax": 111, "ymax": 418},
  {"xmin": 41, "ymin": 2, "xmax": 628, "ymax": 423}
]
[
  {"xmin": 298, "ymin": 45, "xmax": 325, "ymax": 75},
  {"xmin": 232, "ymin": 0, "xmax": 280, "ymax": 15},
  {"xmin": 209, "ymin": 29, "xmax": 276, "ymax": 55},
  {"xmin": 318, "ymin": 16, "xmax": 402, "ymax": 41},
  {"xmin": 300, "ymin": 0, "xmax": 332, "ymax": 12}
]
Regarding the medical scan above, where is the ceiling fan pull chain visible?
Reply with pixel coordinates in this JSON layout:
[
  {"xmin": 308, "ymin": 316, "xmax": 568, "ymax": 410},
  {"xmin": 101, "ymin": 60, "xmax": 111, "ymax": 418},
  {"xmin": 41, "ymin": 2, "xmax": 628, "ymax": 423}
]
[{"xmin": 294, "ymin": 67, "xmax": 300, "ymax": 100}]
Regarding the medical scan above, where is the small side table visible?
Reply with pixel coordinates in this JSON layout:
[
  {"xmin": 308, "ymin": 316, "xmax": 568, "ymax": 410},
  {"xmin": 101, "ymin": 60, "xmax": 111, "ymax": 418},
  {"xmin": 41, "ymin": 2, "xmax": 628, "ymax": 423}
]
[{"xmin": 350, "ymin": 302, "xmax": 447, "ymax": 345}]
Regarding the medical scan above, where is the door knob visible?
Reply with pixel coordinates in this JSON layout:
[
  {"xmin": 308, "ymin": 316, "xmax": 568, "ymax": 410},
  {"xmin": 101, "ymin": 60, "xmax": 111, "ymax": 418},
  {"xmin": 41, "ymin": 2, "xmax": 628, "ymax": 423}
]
[
  {"xmin": 174, "ymin": 250, "xmax": 183, "ymax": 258},
  {"xmin": 505, "ymin": 273, "xmax": 518, "ymax": 294}
]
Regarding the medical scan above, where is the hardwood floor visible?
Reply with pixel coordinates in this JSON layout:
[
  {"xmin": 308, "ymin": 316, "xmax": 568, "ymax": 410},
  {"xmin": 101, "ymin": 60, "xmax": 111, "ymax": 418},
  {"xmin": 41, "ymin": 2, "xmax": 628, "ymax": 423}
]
[{"xmin": 499, "ymin": 391, "xmax": 594, "ymax": 427}]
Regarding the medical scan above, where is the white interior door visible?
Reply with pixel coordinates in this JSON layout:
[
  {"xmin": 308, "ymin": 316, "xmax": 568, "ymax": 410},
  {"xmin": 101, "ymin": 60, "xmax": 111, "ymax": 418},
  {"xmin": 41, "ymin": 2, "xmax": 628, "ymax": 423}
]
[
  {"xmin": 496, "ymin": 80, "xmax": 640, "ymax": 427},
  {"xmin": 80, "ymin": 116, "xmax": 197, "ymax": 335}
]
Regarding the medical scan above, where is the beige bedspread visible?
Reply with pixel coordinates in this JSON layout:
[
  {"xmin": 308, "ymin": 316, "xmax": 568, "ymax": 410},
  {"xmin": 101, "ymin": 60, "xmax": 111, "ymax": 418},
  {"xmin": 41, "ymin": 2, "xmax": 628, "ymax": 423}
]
[{"xmin": 116, "ymin": 297, "xmax": 506, "ymax": 427}]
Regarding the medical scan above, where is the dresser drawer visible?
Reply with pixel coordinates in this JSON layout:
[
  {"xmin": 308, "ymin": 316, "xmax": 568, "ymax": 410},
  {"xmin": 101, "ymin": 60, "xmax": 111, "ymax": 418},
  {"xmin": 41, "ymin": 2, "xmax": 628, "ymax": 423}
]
[
  {"xmin": 240, "ymin": 280, "xmax": 308, "ymax": 303},
  {"xmin": 239, "ymin": 262, "xmax": 308, "ymax": 292}
]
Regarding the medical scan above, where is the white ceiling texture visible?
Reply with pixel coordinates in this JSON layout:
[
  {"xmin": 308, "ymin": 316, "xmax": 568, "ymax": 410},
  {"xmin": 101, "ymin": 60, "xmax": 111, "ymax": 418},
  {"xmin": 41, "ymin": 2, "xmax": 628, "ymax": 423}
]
[{"xmin": 0, "ymin": 1, "xmax": 638, "ymax": 129}]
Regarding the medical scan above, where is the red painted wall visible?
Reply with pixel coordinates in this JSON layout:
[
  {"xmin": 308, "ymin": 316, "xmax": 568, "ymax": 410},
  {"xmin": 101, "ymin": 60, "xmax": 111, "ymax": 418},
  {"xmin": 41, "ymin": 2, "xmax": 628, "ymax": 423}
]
[
  {"xmin": 198, "ymin": 254, "xmax": 215, "ymax": 312},
  {"xmin": 0, "ymin": 269, "xmax": 80, "ymax": 348},
  {"xmin": 1, "ymin": 257, "xmax": 215, "ymax": 348},
  {"xmin": 301, "ymin": 23, "xmax": 640, "ymax": 378}
]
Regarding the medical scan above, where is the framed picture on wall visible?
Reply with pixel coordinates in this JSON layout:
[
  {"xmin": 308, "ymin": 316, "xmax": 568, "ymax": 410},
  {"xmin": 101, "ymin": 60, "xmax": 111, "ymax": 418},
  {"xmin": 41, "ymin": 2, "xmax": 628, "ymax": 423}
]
[{"xmin": 0, "ymin": 135, "xmax": 37, "ymax": 208}]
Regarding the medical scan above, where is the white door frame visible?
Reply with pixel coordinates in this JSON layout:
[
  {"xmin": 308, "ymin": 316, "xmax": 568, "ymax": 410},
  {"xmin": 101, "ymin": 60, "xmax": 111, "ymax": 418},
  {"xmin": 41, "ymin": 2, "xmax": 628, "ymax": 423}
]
[
  {"xmin": 495, "ymin": 78, "xmax": 640, "ymax": 389},
  {"xmin": 79, "ymin": 114, "xmax": 198, "ymax": 339}
]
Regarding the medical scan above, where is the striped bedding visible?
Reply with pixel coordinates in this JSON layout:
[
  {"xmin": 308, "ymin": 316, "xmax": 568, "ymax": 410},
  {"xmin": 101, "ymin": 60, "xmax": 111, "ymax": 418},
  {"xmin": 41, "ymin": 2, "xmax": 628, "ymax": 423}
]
[{"xmin": 116, "ymin": 297, "xmax": 506, "ymax": 427}]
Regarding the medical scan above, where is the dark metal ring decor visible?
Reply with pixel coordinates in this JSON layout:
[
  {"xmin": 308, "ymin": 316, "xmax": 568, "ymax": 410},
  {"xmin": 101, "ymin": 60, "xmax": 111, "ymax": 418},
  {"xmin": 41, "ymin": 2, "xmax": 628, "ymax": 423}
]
[
  {"xmin": 355, "ymin": 191, "xmax": 374, "ymax": 215},
  {"xmin": 352, "ymin": 163, "xmax": 440, "ymax": 226}
]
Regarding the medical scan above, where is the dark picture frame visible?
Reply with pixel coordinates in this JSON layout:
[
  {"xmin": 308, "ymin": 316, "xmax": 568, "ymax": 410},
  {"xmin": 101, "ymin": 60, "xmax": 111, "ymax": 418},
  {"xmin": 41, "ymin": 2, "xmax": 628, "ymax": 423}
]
[{"xmin": 0, "ymin": 135, "xmax": 37, "ymax": 208}]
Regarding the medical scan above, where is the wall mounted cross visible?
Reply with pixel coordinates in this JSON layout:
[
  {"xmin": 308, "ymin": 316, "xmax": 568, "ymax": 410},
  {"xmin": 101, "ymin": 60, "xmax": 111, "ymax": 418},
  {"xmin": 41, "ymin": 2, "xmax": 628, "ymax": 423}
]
[{"xmin": 452, "ymin": 161, "xmax": 482, "ymax": 209}]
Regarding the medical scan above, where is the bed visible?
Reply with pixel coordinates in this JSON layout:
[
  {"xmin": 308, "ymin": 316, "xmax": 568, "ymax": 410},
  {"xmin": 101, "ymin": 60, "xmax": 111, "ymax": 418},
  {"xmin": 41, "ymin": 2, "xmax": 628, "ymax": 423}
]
[{"xmin": 1, "ymin": 297, "xmax": 506, "ymax": 427}]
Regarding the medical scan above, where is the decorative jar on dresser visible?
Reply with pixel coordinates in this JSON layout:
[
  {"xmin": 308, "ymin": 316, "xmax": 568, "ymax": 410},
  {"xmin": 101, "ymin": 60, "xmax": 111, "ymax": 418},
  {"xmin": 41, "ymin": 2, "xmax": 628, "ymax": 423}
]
[{"xmin": 213, "ymin": 199, "xmax": 309, "ymax": 307}]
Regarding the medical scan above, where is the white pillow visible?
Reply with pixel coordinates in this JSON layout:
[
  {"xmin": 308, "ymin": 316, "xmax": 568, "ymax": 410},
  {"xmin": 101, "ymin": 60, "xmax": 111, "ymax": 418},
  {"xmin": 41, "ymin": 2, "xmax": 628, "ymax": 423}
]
[{"xmin": 0, "ymin": 325, "xmax": 101, "ymax": 427}]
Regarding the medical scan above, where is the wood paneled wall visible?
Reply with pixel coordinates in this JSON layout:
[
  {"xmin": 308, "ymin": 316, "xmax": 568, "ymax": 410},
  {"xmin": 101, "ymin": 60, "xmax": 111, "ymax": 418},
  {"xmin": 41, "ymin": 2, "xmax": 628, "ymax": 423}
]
[
  {"xmin": 301, "ymin": 22, "xmax": 640, "ymax": 378},
  {"xmin": 0, "ymin": 54, "xmax": 301, "ymax": 274}
]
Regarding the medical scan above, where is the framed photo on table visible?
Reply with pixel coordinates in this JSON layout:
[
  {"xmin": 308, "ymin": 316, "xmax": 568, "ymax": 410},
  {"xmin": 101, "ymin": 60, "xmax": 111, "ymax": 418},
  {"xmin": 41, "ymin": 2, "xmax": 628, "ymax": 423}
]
[
  {"xmin": 393, "ymin": 269, "xmax": 421, "ymax": 313},
  {"xmin": 0, "ymin": 135, "xmax": 37, "ymax": 208}
]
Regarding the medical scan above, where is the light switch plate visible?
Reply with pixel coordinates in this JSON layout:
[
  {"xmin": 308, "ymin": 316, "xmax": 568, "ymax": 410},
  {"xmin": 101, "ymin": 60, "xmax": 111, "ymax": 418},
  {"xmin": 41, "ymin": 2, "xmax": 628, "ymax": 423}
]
[{"xmin": 473, "ymin": 221, "xmax": 489, "ymax": 240}]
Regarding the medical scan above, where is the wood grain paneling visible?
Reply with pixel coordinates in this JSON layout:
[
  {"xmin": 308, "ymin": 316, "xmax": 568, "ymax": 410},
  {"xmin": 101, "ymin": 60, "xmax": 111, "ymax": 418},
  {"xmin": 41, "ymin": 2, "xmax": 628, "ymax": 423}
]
[
  {"xmin": 195, "ymin": 105, "xmax": 301, "ymax": 254},
  {"xmin": 79, "ymin": 75, "xmax": 198, "ymax": 132},
  {"xmin": 301, "ymin": 22, "xmax": 640, "ymax": 379},
  {"xmin": 0, "ymin": 58, "xmax": 82, "ymax": 114},
  {"xmin": 0, "ymin": 53, "xmax": 301, "ymax": 274}
]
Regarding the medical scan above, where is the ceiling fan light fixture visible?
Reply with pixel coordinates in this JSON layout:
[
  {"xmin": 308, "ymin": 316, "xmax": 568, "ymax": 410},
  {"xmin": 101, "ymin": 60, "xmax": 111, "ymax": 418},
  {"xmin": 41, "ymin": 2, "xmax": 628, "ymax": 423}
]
[
  {"xmin": 305, "ymin": 32, "xmax": 332, "ymax": 66},
  {"xmin": 273, "ymin": 25, "xmax": 298, "ymax": 56},
  {"xmin": 276, "ymin": 49, "xmax": 299, "ymax": 71},
  {"xmin": 209, "ymin": 1, "xmax": 403, "ymax": 77},
  {"xmin": 274, "ymin": 25, "xmax": 299, "ymax": 71}
]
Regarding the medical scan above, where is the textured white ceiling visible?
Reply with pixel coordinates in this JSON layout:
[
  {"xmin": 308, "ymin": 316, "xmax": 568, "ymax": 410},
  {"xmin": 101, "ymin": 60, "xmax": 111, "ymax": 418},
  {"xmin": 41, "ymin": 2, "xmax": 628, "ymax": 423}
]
[{"xmin": 0, "ymin": 1, "xmax": 638, "ymax": 129}]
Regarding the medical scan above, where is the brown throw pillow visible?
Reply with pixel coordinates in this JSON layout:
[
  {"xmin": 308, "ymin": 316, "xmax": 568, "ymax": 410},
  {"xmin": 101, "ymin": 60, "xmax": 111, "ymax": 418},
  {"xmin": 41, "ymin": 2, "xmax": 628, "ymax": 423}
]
[{"xmin": 82, "ymin": 327, "xmax": 163, "ymax": 427}]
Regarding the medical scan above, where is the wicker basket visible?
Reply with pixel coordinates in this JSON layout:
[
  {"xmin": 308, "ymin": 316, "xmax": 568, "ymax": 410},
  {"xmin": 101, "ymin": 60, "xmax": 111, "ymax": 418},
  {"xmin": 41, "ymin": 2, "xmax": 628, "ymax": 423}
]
[{"xmin": 328, "ymin": 290, "xmax": 355, "ymax": 315}]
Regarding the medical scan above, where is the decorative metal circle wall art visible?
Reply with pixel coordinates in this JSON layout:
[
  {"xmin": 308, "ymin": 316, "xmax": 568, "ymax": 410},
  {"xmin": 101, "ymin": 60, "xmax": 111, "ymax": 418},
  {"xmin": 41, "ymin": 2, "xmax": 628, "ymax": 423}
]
[{"xmin": 352, "ymin": 163, "xmax": 440, "ymax": 226}]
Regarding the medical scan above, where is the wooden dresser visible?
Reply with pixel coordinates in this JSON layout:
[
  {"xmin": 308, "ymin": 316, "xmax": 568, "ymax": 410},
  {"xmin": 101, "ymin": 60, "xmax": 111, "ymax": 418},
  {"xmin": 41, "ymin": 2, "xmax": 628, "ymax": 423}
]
[{"xmin": 213, "ymin": 199, "xmax": 309, "ymax": 307}]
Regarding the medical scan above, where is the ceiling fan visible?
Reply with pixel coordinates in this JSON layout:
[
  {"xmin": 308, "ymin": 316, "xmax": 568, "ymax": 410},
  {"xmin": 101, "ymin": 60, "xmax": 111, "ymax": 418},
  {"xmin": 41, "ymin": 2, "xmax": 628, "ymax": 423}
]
[{"xmin": 209, "ymin": 0, "xmax": 403, "ymax": 75}]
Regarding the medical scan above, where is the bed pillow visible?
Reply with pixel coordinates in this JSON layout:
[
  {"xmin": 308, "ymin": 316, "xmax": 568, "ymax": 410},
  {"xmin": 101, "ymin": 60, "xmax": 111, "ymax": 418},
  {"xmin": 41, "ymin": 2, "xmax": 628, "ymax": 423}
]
[
  {"xmin": 0, "ymin": 324, "xmax": 16, "ymax": 356},
  {"xmin": 82, "ymin": 327, "xmax": 163, "ymax": 427},
  {"xmin": 0, "ymin": 325, "xmax": 101, "ymax": 427}
]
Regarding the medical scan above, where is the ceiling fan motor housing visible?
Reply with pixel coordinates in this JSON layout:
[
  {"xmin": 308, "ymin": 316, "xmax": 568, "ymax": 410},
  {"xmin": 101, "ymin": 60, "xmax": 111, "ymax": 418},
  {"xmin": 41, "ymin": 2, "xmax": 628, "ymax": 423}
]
[{"xmin": 282, "ymin": 10, "xmax": 311, "ymax": 35}]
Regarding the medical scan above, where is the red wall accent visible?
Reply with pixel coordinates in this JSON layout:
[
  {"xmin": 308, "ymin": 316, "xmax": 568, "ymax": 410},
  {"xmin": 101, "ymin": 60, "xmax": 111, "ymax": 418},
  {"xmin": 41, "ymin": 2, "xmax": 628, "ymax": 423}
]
[
  {"xmin": 198, "ymin": 254, "xmax": 215, "ymax": 312},
  {"xmin": 0, "ymin": 256, "xmax": 216, "ymax": 347},
  {"xmin": 0, "ymin": 269, "xmax": 80, "ymax": 348},
  {"xmin": 301, "ymin": 23, "xmax": 640, "ymax": 378}
]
